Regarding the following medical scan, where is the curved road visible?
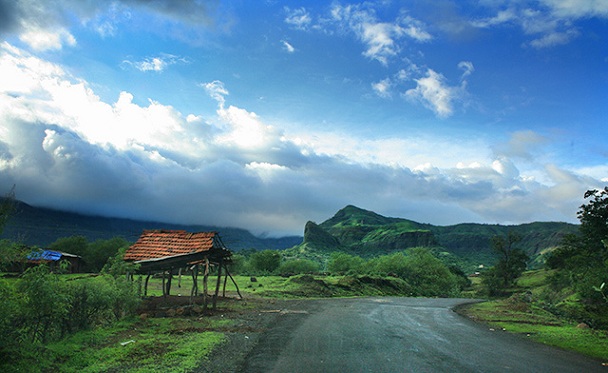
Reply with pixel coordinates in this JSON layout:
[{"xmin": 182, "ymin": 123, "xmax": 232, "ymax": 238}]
[{"xmin": 240, "ymin": 297, "xmax": 605, "ymax": 373}]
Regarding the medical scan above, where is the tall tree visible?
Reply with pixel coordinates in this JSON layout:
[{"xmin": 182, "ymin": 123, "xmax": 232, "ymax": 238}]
[{"xmin": 482, "ymin": 232, "xmax": 528, "ymax": 295}]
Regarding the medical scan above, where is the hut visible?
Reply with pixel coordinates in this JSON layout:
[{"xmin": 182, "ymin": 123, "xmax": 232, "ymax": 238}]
[
  {"xmin": 27, "ymin": 249, "xmax": 83, "ymax": 273},
  {"xmin": 124, "ymin": 230, "xmax": 240, "ymax": 308}
]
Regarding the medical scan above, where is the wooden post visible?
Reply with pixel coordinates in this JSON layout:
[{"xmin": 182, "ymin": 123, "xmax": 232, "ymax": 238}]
[
  {"xmin": 224, "ymin": 265, "xmax": 243, "ymax": 299},
  {"xmin": 203, "ymin": 258, "xmax": 209, "ymax": 309},
  {"xmin": 190, "ymin": 265, "xmax": 198, "ymax": 305},
  {"xmin": 222, "ymin": 269, "xmax": 228, "ymax": 297},
  {"xmin": 178, "ymin": 267, "xmax": 182, "ymax": 288},
  {"xmin": 162, "ymin": 271, "xmax": 166, "ymax": 298},
  {"xmin": 166, "ymin": 268, "xmax": 173, "ymax": 296},
  {"xmin": 144, "ymin": 273, "xmax": 151, "ymax": 297},
  {"xmin": 213, "ymin": 257, "xmax": 223, "ymax": 309}
]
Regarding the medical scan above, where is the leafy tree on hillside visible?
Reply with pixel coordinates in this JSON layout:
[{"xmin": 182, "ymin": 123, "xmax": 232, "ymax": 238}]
[
  {"xmin": 547, "ymin": 187, "xmax": 608, "ymax": 317},
  {"xmin": 482, "ymin": 232, "xmax": 528, "ymax": 295},
  {"xmin": 49, "ymin": 236, "xmax": 129, "ymax": 273},
  {"xmin": 87, "ymin": 237, "xmax": 129, "ymax": 272},
  {"xmin": 249, "ymin": 250, "xmax": 282, "ymax": 274},
  {"xmin": 327, "ymin": 252, "xmax": 365, "ymax": 275},
  {"xmin": 278, "ymin": 259, "xmax": 320, "ymax": 276}
]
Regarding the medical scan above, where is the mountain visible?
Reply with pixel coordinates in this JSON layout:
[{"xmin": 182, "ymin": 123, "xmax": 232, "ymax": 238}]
[
  {"xmin": 0, "ymin": 199, "xmax": 301, "ymax": 251},
  {"xmin": 287, "ymin": 205, "xmax": 579, "ymax": 268}
]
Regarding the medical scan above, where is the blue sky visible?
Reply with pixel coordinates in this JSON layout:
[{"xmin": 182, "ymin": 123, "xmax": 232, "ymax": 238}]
[{"xmin": 0, "ymin": 1, "xmax": 607, "ymax": 236}]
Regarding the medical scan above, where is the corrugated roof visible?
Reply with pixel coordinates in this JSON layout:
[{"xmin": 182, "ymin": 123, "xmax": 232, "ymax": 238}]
[
  {"xmin": 27, "ymin": 250, "xmax": 82, "ymax": 262},
  {"xmin": 124, "ymin": 230, "xmax": 220, "ymax": 262}
]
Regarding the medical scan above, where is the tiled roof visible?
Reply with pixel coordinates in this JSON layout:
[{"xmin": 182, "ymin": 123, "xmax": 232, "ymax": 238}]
[{"xmin": 124, "ymin": 230, "xmax": 220, "ymax": 262}]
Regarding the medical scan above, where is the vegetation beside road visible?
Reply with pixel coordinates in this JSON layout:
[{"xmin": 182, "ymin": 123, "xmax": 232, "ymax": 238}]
[{"xmin": 458, "ymin": 271, "xmax": 608, "ymax": 361}]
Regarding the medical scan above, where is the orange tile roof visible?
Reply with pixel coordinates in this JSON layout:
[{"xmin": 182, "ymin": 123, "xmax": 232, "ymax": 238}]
[{"xmin": 124, "ymin": 230, "xmax": 221, "ymax": 262}]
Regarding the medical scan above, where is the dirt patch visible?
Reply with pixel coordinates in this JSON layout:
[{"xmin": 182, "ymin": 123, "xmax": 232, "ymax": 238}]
[{"xmin": 194, "ymin": 296, "xmax": 308, "ymax": 373}]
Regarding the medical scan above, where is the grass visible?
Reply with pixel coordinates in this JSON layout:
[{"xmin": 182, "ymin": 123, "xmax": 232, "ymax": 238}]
[
  {"xmin": 457, "ymin": 269, "xmax": 608, "ymax": 361},
  {"xmin": 39, "ymin": 316, "xmax": 227, "ymax": 373},
  {"xmin": 460, "ymin": 298, "xmax": 608, "ymax": 361}
]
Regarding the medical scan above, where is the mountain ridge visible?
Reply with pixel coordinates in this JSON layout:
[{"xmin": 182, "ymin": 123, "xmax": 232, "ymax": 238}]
[
  {"xmin": 288, "ymin": 205, "xmax": 579, "ymax": 268},
  {"xmin": 0, "ymin": 199, "xmax": 301, "ymax": 251}
]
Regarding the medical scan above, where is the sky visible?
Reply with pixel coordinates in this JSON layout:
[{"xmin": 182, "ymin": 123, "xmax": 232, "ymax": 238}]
[{"xmin": 0, "ymin": 0, "xmax": 607, "ymax": 237}]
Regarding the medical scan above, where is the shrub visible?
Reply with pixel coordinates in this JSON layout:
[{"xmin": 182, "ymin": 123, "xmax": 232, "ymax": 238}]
[
  {"xmin": 248, "ymin": 250, "xmax": 282, "ymax": 274},
  {"xmin": 278, "ymin": 259, "xmax": 320, "ymax": 276},
  {"xmin": 327, "ymin": 252, "xmax": 365, "ymax": 275}
]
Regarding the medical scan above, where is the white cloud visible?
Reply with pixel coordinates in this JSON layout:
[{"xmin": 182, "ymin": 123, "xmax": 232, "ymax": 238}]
[
  {"xmin": 541, "ymin": 0, "xmax": 608, "ymax": 18},
  {"xmin": 472, "ymin": 1, "xmax": 608, "ymax": 48},
  {"xmin": 458, "ymin": 61, "xmax": 475, "ymax": 79},
  {"xmin": 329, "ymin": 4, "xmax": 431, "ymax": 65},
  {"xmin": 281, "ymin": 40, "xmax": 296, "ymax": 53},
  {"xmin": 202, "ymin": 80, "xmax": 229, "ymax": 108},
  {"xmin": 19, "ymin": 27, "xmax": 76, "ymax": 51},
  {"xmin": 284, "ymin": 7, "xmax": 312, "ymax": 30},
  {"xmin": 372, "ymin": 78, "xmax": 392, "ymax": 98},
  {"xmin": 405, "ymin": 69, "xmax": 456, "ymax": 118},
  {"xmin": 123, "ymin": 54, "xmax": 189, "ymax": 72}
]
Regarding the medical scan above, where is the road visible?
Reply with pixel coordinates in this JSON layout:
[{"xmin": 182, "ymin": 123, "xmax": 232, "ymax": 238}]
[{"xmin": 239, "ymin": 297, "xmax": 606, "ymax": 373}]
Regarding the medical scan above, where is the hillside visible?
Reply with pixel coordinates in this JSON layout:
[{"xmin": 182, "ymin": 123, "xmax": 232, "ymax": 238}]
[
  {"xmin": 0, "ymin": 199, "xmax": 301, "ymax": 251},
  {"xmin": 287, "ymin": 205, "xmax": 579, "ymax": 269}
]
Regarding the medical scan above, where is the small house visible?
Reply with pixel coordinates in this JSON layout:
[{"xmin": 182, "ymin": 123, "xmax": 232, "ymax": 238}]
[
  {"xmin": 27, "ymin": 249, "xmax": 83, "ymax": 273},
  {"xmin": 124, "ymin": 230, "xmax": 239, "ymax": 307}
]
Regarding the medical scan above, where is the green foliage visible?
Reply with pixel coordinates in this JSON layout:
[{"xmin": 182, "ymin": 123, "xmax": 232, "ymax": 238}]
[
  {"xmin": 49, "ymin": 236, "xmax": 130, "ymax": 273},
  {"xmin": 545, "ymin": 188, "xmax": 608, "ymax": 327},
  {"xmin": 368, "ymin": 247, "xmax": 465, "ymax": 297},
  {"xmin": 226, "ymin": 253, "xmax": 247, "ymax": 274},
  {"xmin": 102, "ymin": 245, "xmax": 139, "ymax": 277},
  {"xmin": 327, "ymin": 252, "xmax": 365, "ymax": 275},
  {"xmin": 278, "ymin": 259, "xmax": 320, "ymax": 276},
  {"xmin": 482, "ymin": 233, "xmax": 528, "ymax": 296},
  {"xmin": 87, "ymin": 237, "xmax": 130, "ymax": 272},
  {"xmin": 0, "ymin": 239, "xmax": 30, "ymax": 271},
  {"xmin": 248, "ymin": 250, "xmax": 282, "ymax": 274},
  {"xmin": 18, "ymin": 265, "xmax": 71, "ymax": 343},
  {"xmin": 0, "ymin": 267, "xmax": 141, "ymax": 370}
]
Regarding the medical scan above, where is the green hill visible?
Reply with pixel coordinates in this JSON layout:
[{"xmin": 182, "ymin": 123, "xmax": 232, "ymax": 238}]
[{"xmin": 286, "ymin": 205, "xmax": 578, "ymax": 271}]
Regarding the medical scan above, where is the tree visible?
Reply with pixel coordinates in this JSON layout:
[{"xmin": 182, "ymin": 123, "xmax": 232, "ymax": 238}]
[
  {"xmin": 248, "ymin": 250, "xmax": 282, "ymax": 274},
  {"xmin": 482, "ymin": 232, "xmax": 528, "ymax": 295},
  {"xmin": 87, "ymin": 237, "xmax": 130, "ymax": 272},
  {"xmin": 327, "ymin": 252, "xmax": 365, "ymax": 275},
  {"xmin": 547, "ymin": 188, "xmax": 608, "ymax": 315},
  {"xmin": 278, "ymin": 259, "xmax": 320, "ymax": 276}
]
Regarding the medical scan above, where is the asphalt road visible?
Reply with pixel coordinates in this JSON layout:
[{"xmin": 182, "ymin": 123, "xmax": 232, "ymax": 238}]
[{"xmin": 239, "ymin": 297, "xmax": 606, "ymax": 373}]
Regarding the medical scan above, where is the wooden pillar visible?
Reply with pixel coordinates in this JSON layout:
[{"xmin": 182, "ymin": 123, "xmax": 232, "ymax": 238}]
[
  {"xmin": 178, "ymin": 267, "xmax": 183, "ymax": 289},
  {"xmin": 166, "ymin": 268, "xmax": 173, "ymax": 296},
  {"xmin": 203, "ymin": 258, "xmax": 210, "ymax": 309},
  {"xmin": 144, "ymin": 273, "xmax": 151, "ymax": 297},
  {"xmin": 213, "ymin": 257, "xmax": 223, "ymax": 309},
  {"xmin": 190, "ymin": 265, "xmax": 198, "ymax": 305},
  {"xmin": 224, "ymin": 265, "xmax": 243, "ymax": 299},
  {"xmin": 162, "ymin": 271, "xmax": 166, "ymax": 298},
  {"xmin": 222, "ymin": 269, "xmax": 228, "ymax": 297}
]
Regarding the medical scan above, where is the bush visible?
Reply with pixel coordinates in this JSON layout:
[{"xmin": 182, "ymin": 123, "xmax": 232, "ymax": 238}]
[
  {"xmin": 0, "ymin": 263, "xmax": 141, "ymax": 370},
  {"xmin": 278, "ymin": 259, "xmax": 320, "ymax": 276},
  {"xmin": 248, "ymin": 250, "xmax": 282, "ymax": 274},
  {"xmin": 327, "ymin": 252, "xmax": 365, "ymax": 275}
]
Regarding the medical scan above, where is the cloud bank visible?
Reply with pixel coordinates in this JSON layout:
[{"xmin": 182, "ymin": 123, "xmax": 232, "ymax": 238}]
[{"xmin": 0, "ymin": 42, "xmax": 600, "ymax": 235}]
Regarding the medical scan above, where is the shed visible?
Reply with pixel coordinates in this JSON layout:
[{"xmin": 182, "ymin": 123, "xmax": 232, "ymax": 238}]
[
  {"xmin": 27, "ymin": 249, "xmax": 83, "ymax": 273},
  {"xmin": 124, "ymin": 230, "xmax": 240, "ymax": 307}
]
